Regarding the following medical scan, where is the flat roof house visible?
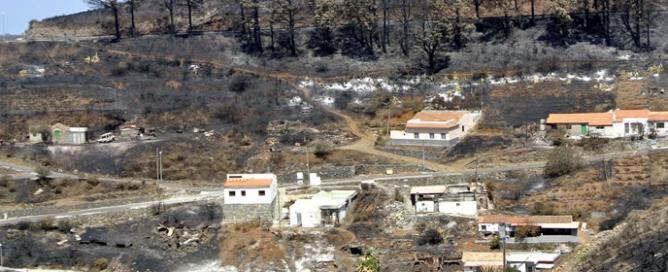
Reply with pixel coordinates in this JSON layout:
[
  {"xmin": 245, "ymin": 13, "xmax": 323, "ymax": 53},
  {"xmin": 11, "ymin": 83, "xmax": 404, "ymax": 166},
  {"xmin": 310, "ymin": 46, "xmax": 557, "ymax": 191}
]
[
  {"xmin": 289, "ymin": 190, "xmax": 357, "ymax": 228},
  {"xmin": 462, "ymin": 251, "xmax": 561, "ymax": 272},
  {"xmin": 410, "ymin": 185, "xmax": 477, "ymax": 217},
  {"xmin": 222, "ymin": 173, "xmax": 278, "ymax": 224},
  {"xmin": 546, "ymin": 109, "xmax": 668, "ymax": 138},
  {"xmin": 390, "ymin": 110, "xmax": 480, "ymax": 146},
  {"xmin": 27, "ymin": 124, "xmax": 48, "ymax": 144},
  {"xmin": 462, "ymin": 251, "xmax": 503, "ymax": 272},
  {"xmin": 478, "ymin": 215, "xmax": 580, "ymax": 241},
  {"xmin": 50, "ymin": 123, "xmax": 88, "ymax": 145},
  {"xmin": 507, "ymin": 251, "xmax": 561, "ymax": 272}
]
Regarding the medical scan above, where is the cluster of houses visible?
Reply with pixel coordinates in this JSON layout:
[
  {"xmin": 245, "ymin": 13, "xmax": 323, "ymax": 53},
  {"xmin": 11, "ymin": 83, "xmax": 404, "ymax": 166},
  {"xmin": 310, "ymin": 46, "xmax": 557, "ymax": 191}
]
[
  {"xmin": 26, "ymin": 123, "xmax": 146, "ymax": 145},
  {"xmin": 28, "ymin": 123, "xmax": 88, "ymax": 145},
  {"xmin": 388, "ymin": 108, "xmax": 668, "ymax": 148},
  {"xmin": 462, "ymin": 251, "xmax": 562, "ymax": 272},
  {"xmin": 460, "ymin": 214, "xmax": 583, "ymax": 272},
  {"xmin": 220, "ymin": 173, "xmax": 357, "ymax": 228}
]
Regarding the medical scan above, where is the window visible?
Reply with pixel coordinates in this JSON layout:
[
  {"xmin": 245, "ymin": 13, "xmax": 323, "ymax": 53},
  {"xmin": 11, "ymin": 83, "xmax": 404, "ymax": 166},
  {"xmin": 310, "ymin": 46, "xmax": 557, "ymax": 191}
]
[
  {"xmin": 456, "ymin": 203, "xmax": 461, "ymax": 206},
  {"xmin": 259, "ymin": 190, "xmax": 266, "ymax": 196},
  {"xmin": 414, "ymin": 133, "xmax": 419, "ymax": 139},
  {"xmin": 481, "ymin": 225, "xmax": 487, "ymax": 231},
  {"xmin": 658, "ymin": 122, "xmax": 666, "ymax": 129},
  {"xmin": 566, "ymin": 125, "xmax": 572, "ymax": 129},
  {"xmin": 441, "ymin": 133, "xmax": 446, "ymax": 139},
  {"xmin": 429, "ymin": 133, "xmax": 435, "ymax": 139},
  {"xmin": 462, "ymin": 126, "xmax": 465, "ymax": 132},
  {"xmin": 596, "ymin": 126, "xmax": 605, "ymax": 129},
  {"xmin": 625, "ymin": 123, "xmax": 630, "ymax": 134},
  {"xmin": 228, "ymin": 191, "xmax": 236, "ymax": 197},
  {"xmin": 241, "ymin": 190, "xmax": 246, "ymax": 197}
]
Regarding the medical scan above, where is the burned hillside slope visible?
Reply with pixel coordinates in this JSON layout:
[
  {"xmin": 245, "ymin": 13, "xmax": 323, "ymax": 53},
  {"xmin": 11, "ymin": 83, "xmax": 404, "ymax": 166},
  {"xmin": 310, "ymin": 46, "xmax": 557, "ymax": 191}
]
[{"xmin": 558, "ymin": 199, "xmax": 668, "ymax": 272}]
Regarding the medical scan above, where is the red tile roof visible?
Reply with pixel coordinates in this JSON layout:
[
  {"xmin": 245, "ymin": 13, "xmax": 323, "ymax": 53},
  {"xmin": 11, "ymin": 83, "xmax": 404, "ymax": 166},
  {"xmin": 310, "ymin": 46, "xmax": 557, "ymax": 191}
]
[
  {"xmin": 649, "ymin": 111, "xmax": 668, "ymax": 121},
  {"xmin": 547, "ymin": 109, "xmax": 668, "ymax": 125},
  {"xmin": 406, "ymin": 111, "xmax": 466, "ymax": 129},
  {"xmin": 478, "ymin": 215, "xmax": 573, "ymax": 225},
  {"xmin": 546, "ymin": 112, "xmax": 614, "ymax": 126},
  {"xmin": 224, "ymin": 178, "xmax": 273, "ymax": 188}
]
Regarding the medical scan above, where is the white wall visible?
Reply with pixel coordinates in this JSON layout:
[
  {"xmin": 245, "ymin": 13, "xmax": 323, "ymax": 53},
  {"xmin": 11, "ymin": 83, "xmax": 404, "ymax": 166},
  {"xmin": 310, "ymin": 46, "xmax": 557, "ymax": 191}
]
[
  {"xmin": 224, "ymin": 186, "xmax": 276, "ymax": 204},
  {"xmin": 588, "ymin": 125, "xmax": 615, "ymax": 138},
  {"xmin": 28, "ymin": 133, "xmax": 43, "ymax": 143},
  {"xmin": 478, "ymin": 223, "xmax": 500, "ymax": 233},
  {"xmin": 438, "ymin": 201, "xmax": 477, "ymax": 216},
  {"xmin": 289, "ymin": 201, "xmax": 321, "ymax": 228},
  {"xmin": 390, "ymin": 130, "xmax": 451, "ymax": 141},
  {"xmin": 651, "ymin": 121, "xmax": 668, "ymax": 136},
  {"xmin": 69, "ymin": 132, "xmax": 86, "ymax": 145},
  {"xmin": 416, "ymin": 200, "xmax": 435, "ymax": 213},
  {"xmin": 390, "ymin": 112, "xmax": 480, "ymax": 141},
  {"xmin": 224, "ymin": 174, "xmax": 278, "ymax": 205}
]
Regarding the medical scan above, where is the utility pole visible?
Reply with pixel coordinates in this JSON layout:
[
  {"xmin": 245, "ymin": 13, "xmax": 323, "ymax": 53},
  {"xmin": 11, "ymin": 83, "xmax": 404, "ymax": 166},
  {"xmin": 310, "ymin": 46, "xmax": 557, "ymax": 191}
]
[
  {"xmin": 304, "ymin": 134, "xmax": 310, "ymax": 176},
  {"xmin": 0, "ymin": 242, "xmax": 4, "ymax": 267},
  {"xmin": 155, "ymin": 148, "xmax": 163, "ymax": 183},
  {"xmin": 155, "ymin": 148, "xmax": 159, "ymax": 182},
  {"xmin": 159, "ymin": 150, "xmax": 163, "ymax": 183},
  {"xmin": 387, "ymin": 106, "xmax": 391, "ymax": 136},
  {"xmin": 502, "ymin": 236, "xmax": 507, "ymax": 270},
  {"xmin": 421, "ymin": 140, "xmax": 425, "ymax": 171}
]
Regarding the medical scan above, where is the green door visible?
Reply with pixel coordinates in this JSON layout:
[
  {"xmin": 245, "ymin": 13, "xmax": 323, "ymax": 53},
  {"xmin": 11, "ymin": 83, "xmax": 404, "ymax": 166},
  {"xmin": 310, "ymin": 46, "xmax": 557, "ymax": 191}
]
[
  {"xmin": 580, "ymin": 124, "xmax": 589, "ymax": 135},
  {"xmin": 53, "ymin": 129, "xmax": 62, "ymax": 141}
]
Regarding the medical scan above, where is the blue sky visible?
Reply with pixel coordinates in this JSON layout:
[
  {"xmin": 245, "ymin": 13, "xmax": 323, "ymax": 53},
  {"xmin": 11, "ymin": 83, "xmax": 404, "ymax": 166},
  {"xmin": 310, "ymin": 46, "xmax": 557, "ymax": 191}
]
[{"xmin": 0, "ymin": 0, "xmax": 91, "ymax": 34}]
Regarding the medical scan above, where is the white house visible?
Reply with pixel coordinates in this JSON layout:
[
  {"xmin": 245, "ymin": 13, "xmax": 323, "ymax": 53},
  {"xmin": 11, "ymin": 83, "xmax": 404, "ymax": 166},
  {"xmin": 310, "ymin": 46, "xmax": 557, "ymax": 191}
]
[
  {"xmin": 50, "ymin": 123, "xmax": 88, "ymax": 145},
  {"xmin": 507, "ymin": 251, "xmax": 561, "ymax": 272},
  {"xmin": 223, "ymin": 173, "xmax": 278, "ymax": 205},
  {"xmin": 462, "ymin": 251, "xmax": 561, "ymax": 272},
  {"xmin": 390, "ymin": 110, "xmax": 480, "ymax": 146},
  {"xmin": 546, "ymin": 109, "xmax": 668, "ymax": 138},
  {"xmin": 289, "ymin": 190, "xmax": 357, "ymax": 228},
  {"xmin": 478, "ymin": 215, "xmax": 579, "ymax": 238},
  {"xmin": 410, "ymin": 185, "xmax": 477, "ymax": 216},
  {"xmin": 27, "ymin": 124, "xmax": 47, "ymax": 143}
]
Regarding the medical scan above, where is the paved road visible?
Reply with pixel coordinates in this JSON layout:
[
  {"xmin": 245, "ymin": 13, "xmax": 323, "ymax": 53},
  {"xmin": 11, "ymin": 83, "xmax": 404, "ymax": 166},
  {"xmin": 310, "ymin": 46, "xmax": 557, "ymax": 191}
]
[
  {"xmin": 284, "ymin": 146, "xmax": 668, "ymax": 189},
  {"xmin": 1, "ymin": 146, "xmax": 665, "ymax": 224},
  {"xmin": 0, "ymin": 190, "xmax": 225, "ymax": 226}
]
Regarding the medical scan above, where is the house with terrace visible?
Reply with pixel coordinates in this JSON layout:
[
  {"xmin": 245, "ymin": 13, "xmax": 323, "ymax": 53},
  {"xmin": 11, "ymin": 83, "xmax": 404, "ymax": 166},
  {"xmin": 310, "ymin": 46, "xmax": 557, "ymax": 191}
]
[
  {"xmin": 410, "ymin": 184, "xmax": 478, "ymax": 217},
  {"xmin": 289, "ymin": 190, "xmax": 357, "ymax": 228},
  {"xmin": 390, "ymin": 110, "xmax": 480, "ymax": 146},
  {"xmin": 545, "ymin": 109, "xmax": 668, "ymax": 138},
  {"xmin": 478, "ymin": 215, "xmax": 581, "ymax": 243}
]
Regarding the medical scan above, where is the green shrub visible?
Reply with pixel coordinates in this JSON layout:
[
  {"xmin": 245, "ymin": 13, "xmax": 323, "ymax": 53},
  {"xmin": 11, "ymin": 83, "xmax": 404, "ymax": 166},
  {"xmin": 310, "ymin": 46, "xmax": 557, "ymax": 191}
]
[
  {"xmin": 92, "ymin": 257, "xmax": 109, "ymax": 271},
  {"xmin": 356, "ymin": 247, "xmax": 380, "ymax": 272},
  {"xmin": 544, "ymin": 146, "xmax": 582, "ymax": 177},
  {"xmin": 489, "ymin": 235, "xmax": 501, "ymax": 250},
  {"xmin": 35, "ymin": 166, "xmax": 51, "ymax": 179}
]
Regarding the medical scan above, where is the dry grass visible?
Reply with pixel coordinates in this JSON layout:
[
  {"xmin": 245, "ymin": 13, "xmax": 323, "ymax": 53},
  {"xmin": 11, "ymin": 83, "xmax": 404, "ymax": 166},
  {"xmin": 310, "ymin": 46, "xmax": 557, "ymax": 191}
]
[
  {"xmin": 219, "ymin": 222, "xmax": 286, "ymax": 266},
  {"xmin": 615, "ymin": 79, "xmax": 668, "ymax": 111}
]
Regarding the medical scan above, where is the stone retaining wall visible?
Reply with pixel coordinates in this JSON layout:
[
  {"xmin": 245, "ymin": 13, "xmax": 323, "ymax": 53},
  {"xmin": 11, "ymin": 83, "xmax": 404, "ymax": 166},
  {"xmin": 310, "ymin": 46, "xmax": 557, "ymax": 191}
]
[
  {"xmin": 221, "ymin": 197, "xmax": 277, "ymax": 224},
  {"xmin": 376, "ymin": 145, "xmax": 448, "ymax": 162}
]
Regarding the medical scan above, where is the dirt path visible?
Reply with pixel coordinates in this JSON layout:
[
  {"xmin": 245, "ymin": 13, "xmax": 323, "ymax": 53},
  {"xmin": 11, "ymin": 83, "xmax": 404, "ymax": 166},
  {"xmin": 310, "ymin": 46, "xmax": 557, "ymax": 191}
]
[{"xmin": 83, "ymin": 45, "xmax": 464, "ymax": 171}]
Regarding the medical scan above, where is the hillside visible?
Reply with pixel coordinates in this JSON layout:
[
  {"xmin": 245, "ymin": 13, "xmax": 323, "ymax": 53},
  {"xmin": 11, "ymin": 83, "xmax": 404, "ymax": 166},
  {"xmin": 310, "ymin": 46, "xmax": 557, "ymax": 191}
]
[{"xmin": 557, "ymin": 198, "xmax": 668, "ymax": 271}]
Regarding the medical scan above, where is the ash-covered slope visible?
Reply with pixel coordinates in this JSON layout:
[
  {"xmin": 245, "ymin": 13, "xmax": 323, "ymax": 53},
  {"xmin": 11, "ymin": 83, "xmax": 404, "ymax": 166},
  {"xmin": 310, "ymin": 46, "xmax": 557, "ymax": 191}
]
[{"xmin": 557, "ymin": 200, "xmax": 668, "ymax": 272}]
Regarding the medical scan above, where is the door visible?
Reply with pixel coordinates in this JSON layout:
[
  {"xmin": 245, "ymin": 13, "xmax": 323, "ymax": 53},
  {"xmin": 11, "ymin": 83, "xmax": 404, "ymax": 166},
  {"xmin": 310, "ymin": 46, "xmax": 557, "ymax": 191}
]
[{"xmin": 580, "ymin": 124, "xmax": 589, "ymax": 135}]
